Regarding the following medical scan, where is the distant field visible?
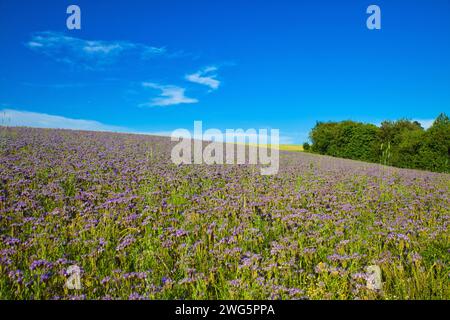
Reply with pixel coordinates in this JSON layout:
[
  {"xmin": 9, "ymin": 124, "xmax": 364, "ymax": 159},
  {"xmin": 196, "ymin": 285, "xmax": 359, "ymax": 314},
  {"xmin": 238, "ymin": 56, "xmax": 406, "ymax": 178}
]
[
  {"xmin": 278, "ymin": 144, "xmax": 304, "ymax": 152},
  {"xmin": 0, "ymin": 127, "xmax": 448, "ymax": 300}
]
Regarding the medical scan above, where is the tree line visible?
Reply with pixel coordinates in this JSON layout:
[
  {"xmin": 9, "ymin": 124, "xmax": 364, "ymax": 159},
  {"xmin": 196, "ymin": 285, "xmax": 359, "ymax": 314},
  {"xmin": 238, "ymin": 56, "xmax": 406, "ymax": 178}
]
[{"xmin": 304, "ymin": 113, "xmax": 450, "ymax": 173}]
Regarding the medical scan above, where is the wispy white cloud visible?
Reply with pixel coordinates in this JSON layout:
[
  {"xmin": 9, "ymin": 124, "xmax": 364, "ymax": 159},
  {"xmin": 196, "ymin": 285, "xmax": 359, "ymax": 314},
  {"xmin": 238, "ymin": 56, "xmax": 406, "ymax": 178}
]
[
  {"xmin": 185, "ymin": 66, "xmax": 220, "ymax": 90},
  {"xmin": 25, "ymin": 31, "xmax": 165, "ymax": 69},
  {"xmin": 0, "ymin": 109, "xmax": 126, "ymax": 132},
  {"xmin": 141, "ymin": 82, "xmax": 198, "ymax": 107}
]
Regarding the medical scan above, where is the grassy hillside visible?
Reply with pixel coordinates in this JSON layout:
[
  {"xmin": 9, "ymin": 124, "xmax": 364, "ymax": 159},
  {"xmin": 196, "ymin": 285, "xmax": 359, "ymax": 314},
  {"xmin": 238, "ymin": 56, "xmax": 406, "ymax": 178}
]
[{"xmin": 0, "ymin": 127, "xmax": 448, "ymax": 299}]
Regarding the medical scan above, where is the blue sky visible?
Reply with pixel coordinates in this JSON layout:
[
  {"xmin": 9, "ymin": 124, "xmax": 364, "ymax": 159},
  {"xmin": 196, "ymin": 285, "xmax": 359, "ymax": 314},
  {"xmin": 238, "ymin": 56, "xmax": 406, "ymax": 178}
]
[{"xmin": 0, "ymin": 0, "xmax": 449, "ymax": 143}]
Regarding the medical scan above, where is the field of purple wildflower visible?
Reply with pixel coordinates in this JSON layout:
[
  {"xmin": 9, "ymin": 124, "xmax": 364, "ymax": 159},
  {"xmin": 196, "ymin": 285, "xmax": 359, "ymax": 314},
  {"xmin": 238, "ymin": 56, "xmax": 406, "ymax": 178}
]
[{"xmin": 0, "ymin": 127, "xmax": 449, "ymax": 300}]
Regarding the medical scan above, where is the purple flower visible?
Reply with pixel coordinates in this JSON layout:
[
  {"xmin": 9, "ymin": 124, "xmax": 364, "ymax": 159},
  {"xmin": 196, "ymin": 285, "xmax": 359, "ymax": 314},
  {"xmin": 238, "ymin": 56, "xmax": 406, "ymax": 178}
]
[
  {"xmin": 129, "ymin": 293, "xmax": 146, "ymax": 300},
  {"xmin": 40, "ymin": 272, "xmax": 52, "ymax": 283},
  {"xmin": 8, "ymin": 270, "xmax": 24, "ymax": 284},
  {"xmin": 30, "ymin": 259, "xmax": 53, "ymax": 271},
  {"xmin": 101, "ymin": 276, "xmax": 112, "ymax": 285},
  {"xmin": 116, "ymin": 235, "xmax": 136, "ymax": 252}
]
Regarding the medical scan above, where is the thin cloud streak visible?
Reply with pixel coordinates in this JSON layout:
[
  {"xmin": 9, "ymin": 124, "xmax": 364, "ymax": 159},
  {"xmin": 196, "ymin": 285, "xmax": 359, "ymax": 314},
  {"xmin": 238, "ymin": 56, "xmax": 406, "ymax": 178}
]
[
  {"xmin": 0, "ymin": 109, "xmax": 126, "ymax": 132},
  {"xmin": 26, "ymin": 31, "xmax": 166, "ymax": 69},
  {"xmin": 186, "ymin": 66, "xmax": 220, "ymax": 90},
  {"xmin": 141, "ymin": 82, "xmax": 198, "ymax": 107}
]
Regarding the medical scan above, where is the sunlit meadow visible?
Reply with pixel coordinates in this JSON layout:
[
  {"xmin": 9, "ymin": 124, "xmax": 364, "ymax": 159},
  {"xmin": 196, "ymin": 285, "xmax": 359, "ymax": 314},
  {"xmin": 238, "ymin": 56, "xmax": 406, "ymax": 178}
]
[{"xmin": 0, "ymin": 127, "xmax": 448, "ymax": 300}]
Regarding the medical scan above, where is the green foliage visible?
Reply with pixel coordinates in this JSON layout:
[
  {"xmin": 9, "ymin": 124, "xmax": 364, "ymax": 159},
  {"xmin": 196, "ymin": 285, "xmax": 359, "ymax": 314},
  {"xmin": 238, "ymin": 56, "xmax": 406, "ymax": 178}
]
[
  {"xmin": 309, "ymin": 113, "xmax": 450, "ymax": 173},
  {"xmin": 310, "ymin": 121, "xmax": 380, "ymax": 162},
  {"xmin": 420, "ymin": 113, "xmax": 450, "ymax": 172},
  {"xmin": 310, "ymin": 121, "xmax": 337, "ymax": 154},
  {"xmin": 379, "ymin": 142, "xmax": 392, "ymax": 166},
  {"xmin": 303, "ymin": 142, "xmax": 311, "ymax": 151}
]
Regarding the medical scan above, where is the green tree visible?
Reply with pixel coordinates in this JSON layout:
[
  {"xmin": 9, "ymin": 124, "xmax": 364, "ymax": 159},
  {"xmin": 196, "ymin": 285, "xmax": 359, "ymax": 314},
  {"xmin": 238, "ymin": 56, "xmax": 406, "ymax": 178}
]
[
  {"xmin": 308, "ymin": 113, "xmax": 449, "ymax": 173},
  {"xmin": 303, "ymin": 142, "xmax": 311, "ymax": 151},
  {"xmin": 309, "ymin": 121, "xmax": 338, "ymax": 154},
  {"xmin": 378, "ymin": 119, "xmax": 425, "ymax": 167},
  {"xmin": 417, "ymin": 113, "xmax": 450, "ymax": 172},
  {"xmin": 310, "ymin": 121, "xmax": 380, "ymax": 161}
]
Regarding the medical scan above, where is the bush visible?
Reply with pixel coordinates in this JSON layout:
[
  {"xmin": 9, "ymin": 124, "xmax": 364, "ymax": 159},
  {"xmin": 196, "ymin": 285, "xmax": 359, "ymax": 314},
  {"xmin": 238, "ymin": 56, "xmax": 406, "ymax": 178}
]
[
  {"xmin": 308, "ymin": 113, "xmax": 449, "ymax": 173},
  {"xmin": 309, "ymin": 121, "xmax": 380, "ymax": 162},
  {"xmin": 303, "ymin": 142, "xmax": 310, "ymax": 151}
]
